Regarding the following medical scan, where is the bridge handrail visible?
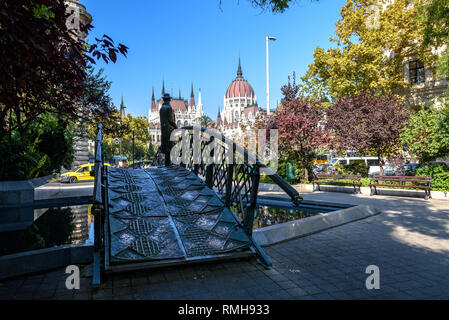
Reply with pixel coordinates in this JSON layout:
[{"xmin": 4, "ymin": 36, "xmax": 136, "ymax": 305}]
[
  {"xmin": 152, "ymin": 126, "xmax": 302, "ymax": 222},
  {"xmin": 181, "ymin": 126, "xmax": 302, "ymax": 206},
  {"xmin": 92, "ymin": 123, "xmax": 104, "ymax": 288},
  {"xmin": 93, "ymin": 123, "xmax": 103, "ymax": 205}
]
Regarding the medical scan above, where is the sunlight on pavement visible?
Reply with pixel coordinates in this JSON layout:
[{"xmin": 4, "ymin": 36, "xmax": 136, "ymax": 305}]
[{"xmin": 391, "ymin": 225, "xmax": 449, "ymax": 254}]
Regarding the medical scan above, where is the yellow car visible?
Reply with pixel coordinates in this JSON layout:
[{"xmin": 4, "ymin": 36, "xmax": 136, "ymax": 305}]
[{"xmin": 60, "ymin": 163, "xmax": 111, "ymax": 183}]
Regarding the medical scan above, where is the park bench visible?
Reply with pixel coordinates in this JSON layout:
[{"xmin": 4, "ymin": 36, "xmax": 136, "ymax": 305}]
[
  {"xmin": 312, "ymin": 174, "xmax": 362, "ymax": 193},
  {"xmin": 369, "ymin": 175, "xmax": 432, "ymax": 200}
]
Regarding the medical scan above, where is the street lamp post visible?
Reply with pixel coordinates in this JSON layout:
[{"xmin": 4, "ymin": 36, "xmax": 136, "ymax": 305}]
[
  {"xmin": 132, "ymin": 130, "xmax": 135, "ymax": 169},
  {"xmin": 266, "ymin": 36, "xmax": 276, "ymax": 117}
]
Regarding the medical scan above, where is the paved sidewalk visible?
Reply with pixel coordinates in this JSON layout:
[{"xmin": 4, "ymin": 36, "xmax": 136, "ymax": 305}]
[
  {"xmin": 34, "ymin": 182, "xmax": 93, "ymax": 201},
  {"xmin": 1, "ymin": 192, "xmax": 448, "ymax": 300}
]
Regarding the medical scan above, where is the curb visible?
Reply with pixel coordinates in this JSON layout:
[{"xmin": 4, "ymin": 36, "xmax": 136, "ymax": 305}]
[{"xmin": 253, "ymin": 204, "xmax": 381, "ymax": 247}]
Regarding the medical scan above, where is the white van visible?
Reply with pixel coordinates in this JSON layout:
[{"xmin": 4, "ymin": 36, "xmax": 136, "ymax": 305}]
[{"xmin": 327, "ymin": 157, "xmax": 382, "ymax": 176}]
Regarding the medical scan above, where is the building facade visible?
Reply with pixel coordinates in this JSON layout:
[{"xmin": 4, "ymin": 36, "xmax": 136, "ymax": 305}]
[
  {"xmin": 148, "ymin": 82, "xmax": 204, "ymax": 145},
  {"xmin": 216, "ymin": 58, "xmax": 264, "ymax": 143},
  {"xmin": 400, "ymin": 54, "xmax": 448, "ymax": 110},
  {"xmin": 66, "ymin": 0, "xmax": 93, "ymax": 168}
]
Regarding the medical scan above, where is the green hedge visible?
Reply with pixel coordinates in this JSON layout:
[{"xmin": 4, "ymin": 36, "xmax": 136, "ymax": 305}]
[
  {"xmin": 335, "ymin": 161, "xmax": 369, "ymax": 178},
  {"xmin": 416, "ymin": 163, "xmax": 449, "ymax": 192}
]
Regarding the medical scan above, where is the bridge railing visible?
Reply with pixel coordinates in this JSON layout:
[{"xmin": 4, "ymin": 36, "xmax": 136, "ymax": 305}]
[
  {"xmin": 92, "ymin": 123, "xmax": 104, "ymax": 288},
  {"xmin": 152, "ymin": 126, "xmax": 303, "ymax": 237}
]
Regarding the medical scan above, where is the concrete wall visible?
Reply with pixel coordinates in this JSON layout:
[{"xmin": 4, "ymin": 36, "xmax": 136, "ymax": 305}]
[
  {"xmin": 253, "ymin": 204, "xmax": 380, "ymax": 247},
  {"xmin": 0, "ymin": 244, "xmax": 93, "ymax": 280}
]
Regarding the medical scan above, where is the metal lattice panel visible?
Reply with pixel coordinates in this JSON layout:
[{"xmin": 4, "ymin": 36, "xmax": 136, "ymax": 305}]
[
  {"xmin": 130, "ymin": 237, "xmax": 160, "ymax": 257},
  {"xmin": 106, "ymin": 166, "xmax": 253, "ymax": 266},
  {"xmin": 117, "ymin": 192, "xmax": 146, "ymax": 203},
  {"xmin": 123, "ymin": 203, "xmax": 153, "ymax": 216},
  {"xmin": 111, "ymin": 184, "xmax": 142, "ymax": 193},
  {"xmin": 128, "ymin": 219, "xmax": 153, "ymax": 234}
]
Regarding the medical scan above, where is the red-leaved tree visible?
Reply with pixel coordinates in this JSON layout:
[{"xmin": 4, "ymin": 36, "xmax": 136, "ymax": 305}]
[
  {"xmin": 326, "ymin": 91, "xmax": 409, "ymax": 175},
  {"xmin": 268, "ymin": 73, "xmax": 329, "ymax": 181}
]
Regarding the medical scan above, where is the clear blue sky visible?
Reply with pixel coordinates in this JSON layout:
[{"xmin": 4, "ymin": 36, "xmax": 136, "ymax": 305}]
[{"xmin": 83, "ymin": 0, "xmax": 345, "ymax": 119}]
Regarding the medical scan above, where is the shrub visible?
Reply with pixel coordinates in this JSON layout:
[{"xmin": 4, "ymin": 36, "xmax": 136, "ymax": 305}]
[
  {"xmin": 416, "ymin": 163, "xmax": 449, "ymax": 192},
  {"xmin": 0, "ymin": 115, "xmax": 74, "ymax": 181},
  {"xmin": 335, "ymin": 160, "xmax": 369, "ymax": 177}
]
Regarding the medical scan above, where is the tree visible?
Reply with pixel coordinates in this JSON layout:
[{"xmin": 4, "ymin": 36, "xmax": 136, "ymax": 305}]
[
  {"xmin": 0, "ymin": 0, "xmax": 128, "ymax": 143},
  {"xmin": 267, "ymin": 73, "xmax": 329, "ymax": 181},
  {"xmin": 0, "ymin": 0, "xmax": 128, "ymax": 180},
  {"xmin": 86, "ymin": 68, "xmax": 128, "ymax": 138},
  {"xmin": 0, "ymin": 113, "xmax": 74, "ymax": 180},
  {"xmin": 217, "ymin": 0, "xmax": 320, "ymax": 13},
  {"xmin": 326, "ymin": 91, "xmax": 409, "ymax": 175},
  {"xmin": 420, "ymin": 0, "xmax": 449, "ymax": 81},
  {"xmin": 400, "ymin": 105, "xmax": 441, "ymax": 163},
  {"xmin": 301, "ymin": 0, "xmax": 437, "ymax": 100},
  {"xmin": 400, "ymin": 103, "xmax": 449, "ymax": 162},
  {"xmin": 100, "ymin": 114, "xmax": 150, "ymax": 163}
]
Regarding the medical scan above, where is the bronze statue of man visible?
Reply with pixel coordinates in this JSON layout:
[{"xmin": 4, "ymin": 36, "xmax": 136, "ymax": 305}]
[{"xmin": 159, "ymin": 94, "xmax": 177, "ymax": 166}]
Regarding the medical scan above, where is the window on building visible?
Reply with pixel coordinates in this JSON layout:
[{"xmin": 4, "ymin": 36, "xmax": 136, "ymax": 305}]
[{"xmin": 409, "ymin": 60, "xmax": 425, "ymax": 84}]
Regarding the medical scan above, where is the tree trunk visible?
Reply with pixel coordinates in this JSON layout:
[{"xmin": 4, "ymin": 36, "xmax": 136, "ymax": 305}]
[
  {"xmin": 378, "ymin": 154, "xmax": 385, "ymax": 176},
  {"xmin": 304, "ymin": 167, "xmax": 309, "ymax": 183}
]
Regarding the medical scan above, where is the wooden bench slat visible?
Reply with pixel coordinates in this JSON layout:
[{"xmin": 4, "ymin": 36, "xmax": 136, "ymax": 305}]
[
  {"xmin": 370, "ymin": 175, "xmax": 432, "ymax": 200},
  {"xmin": 370, "ymin": 184, "xmax": 429, "ymax": 189},
  {"xmin": 313, "ymin": 174, "xmax": 362, "ymax": 194}
]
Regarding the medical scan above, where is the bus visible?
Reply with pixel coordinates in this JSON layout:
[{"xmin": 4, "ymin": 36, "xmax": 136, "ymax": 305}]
[{"xmin": 327, "ymin": 156, "xmax": 383, "ymax": 176}]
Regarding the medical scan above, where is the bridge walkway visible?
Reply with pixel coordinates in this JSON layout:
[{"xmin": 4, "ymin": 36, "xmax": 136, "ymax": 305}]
[{"xmin": 103, "ymin": 166, "xmax": 256, "ymax": 272}]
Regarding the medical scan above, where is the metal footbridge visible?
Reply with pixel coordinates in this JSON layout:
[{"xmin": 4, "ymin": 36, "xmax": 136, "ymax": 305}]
[{"xmin": 91, "ymin": 124, "xmax": 302, "ymax": 287}]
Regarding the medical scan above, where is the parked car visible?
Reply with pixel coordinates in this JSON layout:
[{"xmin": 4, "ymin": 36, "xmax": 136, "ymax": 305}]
[
  {"xmin": 396, "ymin": 163, "xmax": 420, "ymax": 176},
  {"xmin": 60, "ymin": 163, "xmax": 111, "ymax": 183},
  {"xmin": 312, "ymin": 164, "xmax": 327, "ymax": 175},
  {"xmin": 383, "ymin": 165, "xmax": 397, "ymax": 176}
]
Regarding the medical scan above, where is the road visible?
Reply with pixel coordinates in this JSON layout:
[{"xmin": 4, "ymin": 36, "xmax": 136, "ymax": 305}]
[{"xmin": 34, "ymin": 181, "xmax": 94, "ymax": 201}]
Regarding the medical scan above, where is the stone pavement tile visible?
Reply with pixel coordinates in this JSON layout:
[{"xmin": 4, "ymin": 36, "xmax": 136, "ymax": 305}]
[
  {"xmin": 148, "ymin": 272, "xmax": 166, "ymax": 284},
  {"xmin": 345, "ymin": 289, "xmax": 372, "ymax": 300},
  {"xmin": 131, "ymin": 274, "xmax": 149, "ymax": 287},
  {"xmin": 246, "ymin": 291, "xmax": 275, "ymax": 300},
  {"xmin": 33, "ymin": 284, "xmax": 57, "ymax": 299},
  {"xmin": 258, "ymin": 282, "xmax": 283, "ymax": 294},
  {"xmin": 113, "ymin": 277, "xmax": 131, "ymax": 288},
  {"xmin": 0, "ymin": 291, "xmax": 13, "ymax": 300},
  {"xmin": 267, "ymin": 290, "xmax": 292, "ymax": 300},
  {"xmin": 265, "ymin": 273, "xmax": 290, "ymax": 283},
  {"xmin": 73, "ymin": 290, "xmax": 92, "ymax": 300},
  {"xmin": 329, "ymin": 291, "xmax": 353, "ymax": 300},
  {"xmin": 12, "ymin": 292, "xmax": 34, "ymax": 300},
  {"xmin": 312, "ymin": 292, "xmax": 335, "ymax": 300},
  {"xmin": 163, "ymin": 268, "xmax": 185, "ymax": 282},
  {"xmin": 113, "ymin": 286, "xmax": 133, "ymax": 296},
  {"xmin": 92, "ymin": 288, "xmax": 113, "ymax": 300},
  {"xmin": 15, "ymin": 283, "xmax": 40, "ymax": 294},
  {"xmin": 296, "ymin": 295, "xmax": 316, "ymax": 300},
  {"xmin": 302, "ymin": 285, "xmax": 324, "ymax": 295},
  {"xmin": 100, "ymin": 279, "xmax": 113, "ymax": 289},
  {"xmin": 52, "ymin": 292, "xmax": 74, "ymax": 300},
  {"xmin": 113, "ymin": 295, "xmax": 136, "ymax": 300},
  {"xmin": 285, "ymin": 287, "xmax": 308, "ymax": 298},
  {"xmin": 317, "ymin": 283, "xmax": 342, "ymax": 293},
  {"xmin": 244, "ymin": 286, "xmax": 266, "ymax": 297},
  {"xmin": 277, "ymin": 280, "xmax": 298, "ymax": 290},
  {"xmin": 391, "ymin": 291, "xmax": 417, "ymax": 300}
]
